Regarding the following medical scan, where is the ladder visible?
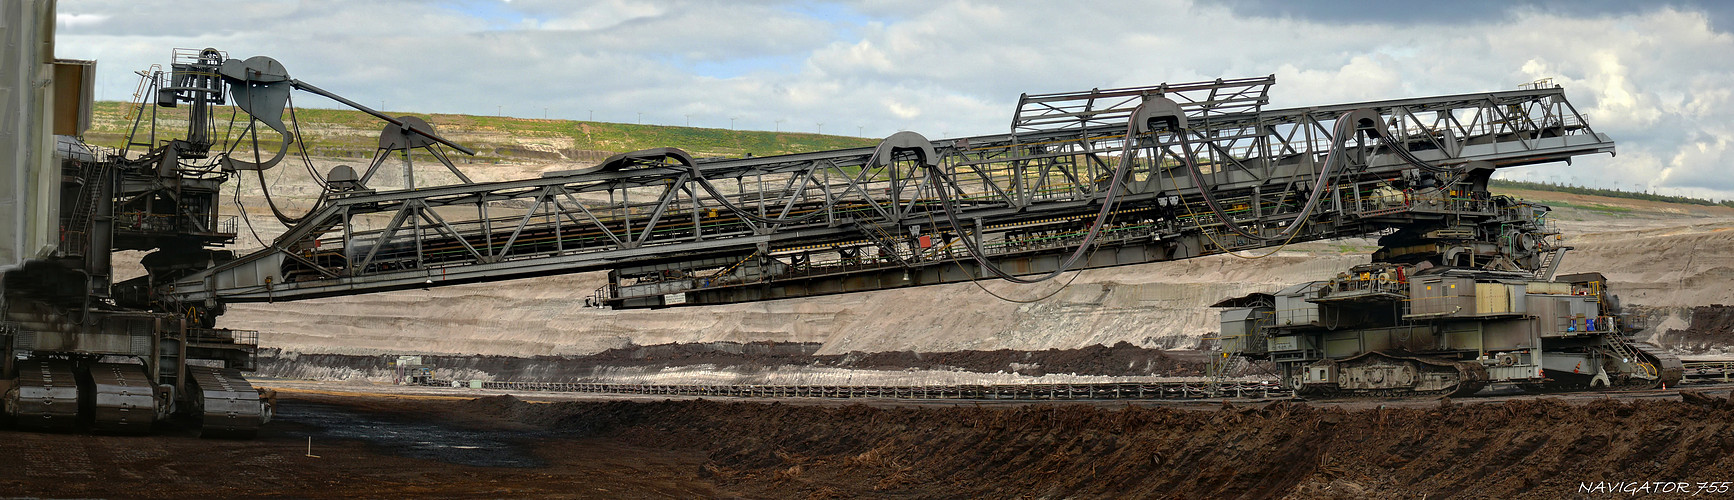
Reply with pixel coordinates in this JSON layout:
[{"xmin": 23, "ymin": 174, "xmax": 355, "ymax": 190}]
[
  {"xmin": 1204, "ymin": 345, "xmax": 1243, "ymax": 397},
  {"xmin": 1534, "ymin": 247, "xmax": 1569, "ymax": 280},
  {"xmin": 121, "ymin": 65, "xmax": 164, "ymax": 155}
]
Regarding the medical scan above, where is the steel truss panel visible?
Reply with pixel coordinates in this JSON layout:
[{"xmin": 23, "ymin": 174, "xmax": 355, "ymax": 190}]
[{"xmin": 166, "ymin": 80, "xmax": 1611, "ymax": 309}]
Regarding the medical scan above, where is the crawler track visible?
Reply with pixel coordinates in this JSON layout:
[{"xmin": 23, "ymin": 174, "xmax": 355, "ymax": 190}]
[
  {"xmin": 8, "ymin": 359, "xmax": 80, "ymax": 430},
  {"xmin": 1632, "ymin": 342, "xmax": 1686, "ymax": 387},
  {"xmin": 87, "ymin": 362, "xmax": 159, "ymax": 434},
  {"xmin": 189, "ymin": 366, "xmax": 269, "ymax": 438},
  {"xmin": 1303, "ymin": 351, "xmax": 1490, "ymax": 399}
]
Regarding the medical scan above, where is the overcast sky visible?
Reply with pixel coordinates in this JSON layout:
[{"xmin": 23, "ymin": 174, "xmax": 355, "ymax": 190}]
[{"xmin": 55, "ymin": 0, "xmax": 1734, "ymax": 200}]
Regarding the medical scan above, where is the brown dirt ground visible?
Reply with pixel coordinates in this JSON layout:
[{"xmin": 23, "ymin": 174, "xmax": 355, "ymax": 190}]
[
  {"xmin": 6, "ymin": 389, "xmax": 1734, "ymax": 499},
  {"xmin": 1663, "ymin": 305, "xmax": 1734, "ymax": 353}
]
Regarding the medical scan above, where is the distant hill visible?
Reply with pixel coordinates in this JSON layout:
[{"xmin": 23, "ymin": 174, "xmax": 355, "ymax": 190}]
[
  {"xmin": 83, "ymin": 101, "xmax": 878, "ymax": 164},
  {"xmin": 83, "ymin": 100, "xmax": 1732, "ymax": 211},
  {"xmin": 1491, "ymin": 179, "xmax": 1734, "ymax": 209}
]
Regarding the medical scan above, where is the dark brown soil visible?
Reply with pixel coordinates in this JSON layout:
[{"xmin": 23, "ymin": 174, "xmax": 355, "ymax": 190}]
[
  {"xmin": 1662, "ymin": 304, "xmax": 1734, "ymax": 353},
  {"xmin": 8, "ymin": 390, "xmax": 1734, "ymax": 498},
  {"xmin": 455, "ymin": 393, "xmax": 1734, "ymax": 499}
]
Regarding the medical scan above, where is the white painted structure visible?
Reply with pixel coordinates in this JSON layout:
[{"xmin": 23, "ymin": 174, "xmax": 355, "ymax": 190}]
[{"xmin": 1, "ymin": 0, "xmax": 62, "ymax": 272}]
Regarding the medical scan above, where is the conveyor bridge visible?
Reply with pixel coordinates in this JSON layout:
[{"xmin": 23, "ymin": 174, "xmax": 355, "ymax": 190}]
[{"xmin": 164, "ymin": 76, "xmax": 1612, "ymax": 310}]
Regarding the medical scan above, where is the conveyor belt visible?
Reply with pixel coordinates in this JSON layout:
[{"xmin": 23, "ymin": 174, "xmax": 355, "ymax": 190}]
[{"xmin": 168, "ymin": 81, "xmax": 1615, "ymax": 308}]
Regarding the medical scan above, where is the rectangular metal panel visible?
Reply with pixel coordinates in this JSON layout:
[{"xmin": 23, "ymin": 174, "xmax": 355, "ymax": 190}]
[
  {"xmin": 1482, "ymin": 319, "xmax": 1534, "ymax": 351},
  {"xmin": 1529, "ymin": 282, "xmax": 1568, "ymax": 295},
  {"xmin": 1529, "ymin": 295, "xmax": 1566, "ymax": 336},
  {"xmin": 1275, "ymin": 294, "xmax": 1320, "ymax": 326},
  {"xmin": 0, "ymin": 0, "xmax": 62, "ymax": 272},
  {"xmin": 14, "ymin": 328, "xmax": 37, "ymax": 350},
  {"xmin": 1324, "ymin": 337, "xmax": 1361, "ymax": 358},
  {"xmin": 1475, "ymin": 283, "xmax": 1504, "ymax": 314},
  {"xmin": 1359, "ymin": 328, "xmax": 1392, "ymax": 352},
  {"xmin": 51, "ymin": 59, "xmax": 92, "ymax": 136},
  {"xmin": 1486, "ymin": 364, "xmax": 1541, "ymax": 382},
  {"xmin": 1441, "ymin": 324, "xmax": 1483, "ymax": 351},
  {"xmin": 1541, "ymin": 352, "xmax": 1596, "ymax": 373}
]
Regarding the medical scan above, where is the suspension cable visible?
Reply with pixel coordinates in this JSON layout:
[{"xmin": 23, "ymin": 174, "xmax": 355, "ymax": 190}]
[{"xmin": 250, "ymin": 92, "xmax": 323, "ymax": 225}]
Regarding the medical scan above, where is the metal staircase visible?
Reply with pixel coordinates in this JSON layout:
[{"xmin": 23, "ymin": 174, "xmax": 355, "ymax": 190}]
[
  {"xmin": 57, "ymin": 158, "xmax": 106, "ymax": 258},
  {"xmin": 1602, "ymin": 335, "xmax": 1658, "ymax": 380},
  {"xmin": 1534, "ymin": 247, "xmax": 1568, "ymax": 280}
]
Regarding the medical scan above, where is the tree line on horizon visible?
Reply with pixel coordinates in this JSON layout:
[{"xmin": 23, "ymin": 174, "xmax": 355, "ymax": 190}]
[{"xmin": 1490, "ymin": 179, "xmax": 1734, "ymax": 208}]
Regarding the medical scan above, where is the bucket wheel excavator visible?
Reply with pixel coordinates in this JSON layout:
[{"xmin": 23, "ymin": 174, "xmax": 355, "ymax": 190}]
[{"xmin": 6, "ymin": 0, "xmax": 1671, "ymax": 438}]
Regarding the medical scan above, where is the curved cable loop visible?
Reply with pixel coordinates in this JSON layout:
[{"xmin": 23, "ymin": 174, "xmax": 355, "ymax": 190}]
[
  {"xmin": 256, "ymin": 167, "xmax": 314, "ymax": 226},
  {"xmin": 1180, "ymin": 116, "xmax": 1355, "ymax": 242},
  {"xmin": 252, "ymin": 92, "xmax": 323, "ymax": 225},
  {"xmin": 1372, "ymin": 126, "xmax": 1459, "ymax": 173},
  {"xmin": 924, "ymin": 108, "xmax": 1146, "ymax": 284},
  {"xmin": 285, "ymin": 92, "xmax": 331, "ymax": 190},
  {"xmin": 1180, "ymin": 111, "xmax": 1462, "ymax": 243},
  {"xmin": 925, "ymin": 201, "xmax": 1093, "ymax": 303}
]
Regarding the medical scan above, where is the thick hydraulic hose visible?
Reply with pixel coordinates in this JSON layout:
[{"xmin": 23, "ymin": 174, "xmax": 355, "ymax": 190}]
[
  {"xmin": 1179, "ymin": 109, "xmax": 1456, "ymax": 242},
  {"xmin": 923, "ymin": 111, "xmax": 1143, "ymax": 284},
  {"xmin": 1180, "ymin": 116, "xmax": 1352, "ymax": 242}
]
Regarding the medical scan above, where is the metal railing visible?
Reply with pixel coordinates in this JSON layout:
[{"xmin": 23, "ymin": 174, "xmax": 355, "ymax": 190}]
[
  {"xmin": 1328, "ymin": 276, "xmax": 1409, "ymax": 296},
  {"xmin": 1681, "ymin": 361, "xmax": 1734, "ymax": 381},
  {"xmin": 187, "ymin": 328, "xmax": 259, "ymax": 346},
  {"xmin": 425, "ymin": 379, "xmax": 1291, "ymax": 401}
]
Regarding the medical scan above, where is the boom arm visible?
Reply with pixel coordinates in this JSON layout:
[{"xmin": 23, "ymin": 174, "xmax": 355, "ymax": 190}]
[{"xmin": 162, "ymin": 77, "xmax": 1612, "ymax": 313}]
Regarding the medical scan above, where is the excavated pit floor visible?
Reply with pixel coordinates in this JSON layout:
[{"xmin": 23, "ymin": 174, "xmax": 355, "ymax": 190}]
[{"xmin": 6, "ymin": 385, "xmax": 1734, "ymax": 498}]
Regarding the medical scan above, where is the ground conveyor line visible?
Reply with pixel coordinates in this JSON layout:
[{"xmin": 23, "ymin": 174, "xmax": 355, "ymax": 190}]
[{"xmin": 425, "ymin": 379, "xmax": 1293, "ymax": 401}]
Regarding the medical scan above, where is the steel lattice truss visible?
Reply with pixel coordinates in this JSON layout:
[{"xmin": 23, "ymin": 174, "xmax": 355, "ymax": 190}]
[{"xmin": 166, "ymin": 77, "xmax": 1611, "ymax": 309}]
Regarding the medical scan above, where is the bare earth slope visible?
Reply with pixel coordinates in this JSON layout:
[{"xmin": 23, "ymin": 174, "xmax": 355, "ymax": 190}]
[
  {"xmin": 181, "ymin": 153, "xmax": 1734, "ymax": 358},
  {"xmin": 85, "ymin": 100, "xmax": 1732, "ymax": 359},
  {"xmin": 87, "ymin": 100, "xmax": 1734, "ymax": 358}
]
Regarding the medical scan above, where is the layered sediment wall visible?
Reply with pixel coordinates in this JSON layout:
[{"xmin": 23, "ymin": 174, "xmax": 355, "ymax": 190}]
[{"xmin": 191, "ymin": 158, "xmax": 1734, "ymax": 359}]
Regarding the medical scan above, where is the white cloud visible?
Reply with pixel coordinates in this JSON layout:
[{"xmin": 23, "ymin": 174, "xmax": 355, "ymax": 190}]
[
  {"xmin": 56, "ymin": 13, "xmax": 108, "ymax": 27},
  {"xmin": 50, "ymin": 0, "xmax": 1734, "ymax": 200},
  {"xmin": 885, "ymin": 100, "xmax": 920, "ymax": 120}
]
